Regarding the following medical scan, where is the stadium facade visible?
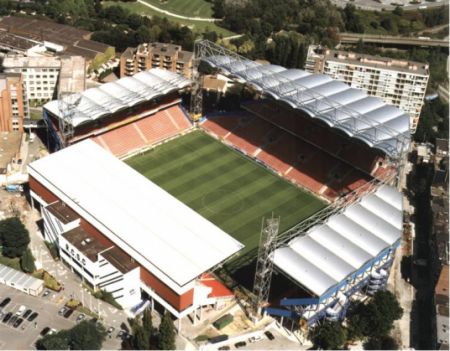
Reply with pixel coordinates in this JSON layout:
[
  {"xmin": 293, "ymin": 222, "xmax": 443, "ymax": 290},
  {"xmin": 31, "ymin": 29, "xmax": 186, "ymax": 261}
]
[{"xmin": 31, "ymin": 40, "xmax": 410, "ymax": 328}]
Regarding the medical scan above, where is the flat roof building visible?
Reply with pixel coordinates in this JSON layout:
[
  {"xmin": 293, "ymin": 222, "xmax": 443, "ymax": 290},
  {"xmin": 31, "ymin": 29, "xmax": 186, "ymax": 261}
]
[
  {"xmin": 305, "ymin": 45, "xmax": 429, "ymax": 133},
  {"xmin": 28, "ymin": 139, "xmax": 243, "ymax": 317},
  {"xmin": 120, "ymin": 42, "xmax": 193, "ymax": 79},
  {"xmin": 0, "ymin": 264, "xmax": 44, "ymax": 296},
  {"xmin": 435, "ymin": 265, "xmax": 449, "ymax": 349}
]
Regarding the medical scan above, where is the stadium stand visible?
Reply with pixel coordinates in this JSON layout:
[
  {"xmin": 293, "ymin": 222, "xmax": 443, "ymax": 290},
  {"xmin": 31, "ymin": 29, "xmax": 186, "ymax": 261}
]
[
  {"xmin": 242, "ymin": 100, "xmax": 387, "ymax": 176},
  {"xmin": 92, "ymin": 105, "xmax": 192, "ymax": 158},
  {"xmin": 201, "ymin": 110, "xmax": 372, "ymax": 201}
]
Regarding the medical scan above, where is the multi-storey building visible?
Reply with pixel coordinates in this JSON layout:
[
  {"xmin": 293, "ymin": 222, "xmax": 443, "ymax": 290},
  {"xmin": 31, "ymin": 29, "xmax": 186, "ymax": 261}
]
[
  {"xmin": 0, "ymin": 73, "xmax": 27, "ymax": 132},
  {"xmin": 2, "ymin": 55, "xmax": 86, "ymax": 105},
  {"xmin": 120, "ymin": 42, "xmax": 193, "ymax": 79},
  {"xmin": 305, "ymin": 45, "xmax": 429, "ymax": 133},
  {"xmin": 3, "ymin": 55, "xmax": 61, "ymax": 104}
]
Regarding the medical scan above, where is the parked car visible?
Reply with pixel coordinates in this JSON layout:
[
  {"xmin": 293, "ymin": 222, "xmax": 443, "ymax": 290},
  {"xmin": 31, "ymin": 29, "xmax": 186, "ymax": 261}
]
[
  {"xmin": 49, "ymin": 328, "xmax": 57, "ymax": 335},
  {"xmin": 40, "ymin": 327, "xmax": 51, "ymax": 336},
  {"xmin": 2, "ymin": 312, "xmax": 12, "ymax": 323},
  {"xmin": 22, "ymin": 309, "xmax": 32, "ymax": 319},
  {"xmin": 63, "ymin": 309, "xmax": 74, "ymax": 319},
  {"xmin": 13, "ymin": 318, "xmax": 23, "ymax": 328},
  {"xmin": 58, "ymin": 307, "xmax": 67, "ymax": 315},
  {"xmin": 43, "ymin": 290, "xmax": 51, "ymax": 297},
  {"xmin": 218, "ymin": 347, "xmax": 230, "ymax": 350},
  {"xmin": 235, "ymin": 341, "xmax": 247, "ymax": 348},
  {"xmin": 209, "ymin": 335, "xmax": 229, "ymax": 344},
  {"xmin": 28, "ymin": 312, "xmax": 39, "ymax": 322},
  {"xmin": 107, "ymin": 326, "xmax": 115, "ymax": 335},
  {"xmin": 0, "ymin": 298, "xmax": 11, "ymax": 308},
  {"xmin": 9, "ymin": 315, "xmax": 18, "ymax": 325},
  {"xmin": 16, "ymin": 305, "xmax": 26, "ymax": 316},
  {"xmin": 76, "ymin": 313, "xmax": 85, "ymax": 323},
  {"xmin": 264, "ymin": 331, "xmax": 275, "ymax": 340},
  {"xmin": 248, "ymin": 335, "xmax": 262, "ymax": 343}
]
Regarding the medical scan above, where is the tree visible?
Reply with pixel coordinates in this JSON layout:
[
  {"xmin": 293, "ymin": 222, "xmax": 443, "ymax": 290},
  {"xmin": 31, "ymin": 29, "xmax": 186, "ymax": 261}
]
[
  {"xmin": 132, "ymin": 324, "xmax": 150, "ymax": 350},
  {"xmin": 364, "ymin": 335, "xmax": 399, "ymax": 350},
  {"xmin": 347, "ymin": 290, "xmax": 403, "ymax": 340},
  {"xmin": 309, "ymin": 320, "xmax": 347, "ymax": 350},
  {"xmin": 158, "ymin": 312, "xmax": 176, "ymax": 350},
  {"xmin": 36, "ymin": 333, "xmax": 69, "ymax": 350},
  {"xmin": 20, "ymin": 248, "xmax": 36, "ymax": 273},
  {"xmin": 0, "ymin": 217, "xmax": 30, "ymax": 258},
  {"xmin": 393, "ymin": 6, "xmax": 403, "ymax": 16},
  {"xmin": 142, "ymin": 308, "xmax": 154, "ymax": 347},
  {"xmin": 69, "ymin": 320, "xmax": 107, "ymax": 350},
  {"xmin": 37, "ymin": 320, "xmax": 106, "ymax": 350}
]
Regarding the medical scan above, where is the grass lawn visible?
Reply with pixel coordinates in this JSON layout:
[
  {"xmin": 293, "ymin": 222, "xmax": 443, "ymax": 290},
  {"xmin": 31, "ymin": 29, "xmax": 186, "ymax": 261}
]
[
  {"xmin": 102, "ymin": 1, "xmax": 234, "ymax": 37},
  {"xmin": 142, "ymin": 0, "xmax": 213, "ymax": 18},
  {"xmin": 126, "ymin": 131, "xmax": 325, "ymax": 266}
]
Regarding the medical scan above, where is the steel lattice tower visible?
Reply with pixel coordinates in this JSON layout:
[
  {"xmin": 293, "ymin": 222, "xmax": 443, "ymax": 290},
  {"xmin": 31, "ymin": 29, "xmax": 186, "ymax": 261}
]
[{"xmin": 253, "ymin": 215, "xmax": 280, "ymax": 318}]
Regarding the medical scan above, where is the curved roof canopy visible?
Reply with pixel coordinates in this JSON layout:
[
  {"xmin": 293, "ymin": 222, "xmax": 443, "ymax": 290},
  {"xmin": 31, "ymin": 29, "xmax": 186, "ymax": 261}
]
[
  {"xmin": 202, "ymin": 53, "xmax": 410, "ymax": 158},
  {"xmin": 272, "ymin": 185, "xmax": 402, "ymax": 297},
  {"xmin": 44, "ymin": 68, "xmax": 191, "ymax": 127}
]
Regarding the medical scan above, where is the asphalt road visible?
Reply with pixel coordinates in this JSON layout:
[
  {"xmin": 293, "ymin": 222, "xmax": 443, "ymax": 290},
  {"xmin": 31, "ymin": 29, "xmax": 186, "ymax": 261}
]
[{"xmin": 331, "ymin": 0, "xmax": 448, "ymax": 11}]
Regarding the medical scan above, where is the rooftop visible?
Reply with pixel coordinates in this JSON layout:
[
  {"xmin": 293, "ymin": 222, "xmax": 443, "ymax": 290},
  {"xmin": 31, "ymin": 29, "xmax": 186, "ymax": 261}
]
[
  {"xmin": 43, "ymin": 68, "xmax": 191, "ymax": 127},
  {"xmin": 101, "ymin": 246, "xmax": 139, "ymax": 274},
  {"xmin": 46, "ymin": 200, "xmax": 79, "ymax": 224},
  {"xmin": 311, "ymin": 45, "xmax": 429, "ymax": 75},
  {"xmin": 2, "ymin": 54, "xmax": 61, "ymax": 68},
  {"xmin": 28, "ymin": 139, "xmax": 244, "ymax": 289},
  {"xmin": 273, "ymin": 185, "xmax": 403, "ymax": 297},
  {"xmin": 0, "ymin": 264, "xmax": 43, "ymax": 291},
  {"xmin": 62, "ymin": 226, "xmax": 107, "ymax": 262},
  {"xmin": 0, "ymin": 31, "xmax": 38, "ymax": 51}
]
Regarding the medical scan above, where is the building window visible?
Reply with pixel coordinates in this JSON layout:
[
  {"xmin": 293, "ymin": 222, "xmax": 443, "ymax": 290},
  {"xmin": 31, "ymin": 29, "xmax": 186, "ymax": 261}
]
[
  {"xmin": 82, "ymin": 258, "xmax": 86, "ymax": 265},
  {"xmin": 71, "ymin": 249, "xmax": 74, "ymax": 256}
]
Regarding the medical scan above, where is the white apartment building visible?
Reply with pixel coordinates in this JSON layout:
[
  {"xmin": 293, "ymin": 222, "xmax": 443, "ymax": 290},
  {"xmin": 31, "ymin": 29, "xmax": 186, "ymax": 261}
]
[
  {"xmin": 2, "ymin": 55, "xmax": 61, "ymax": 104},
  {"xmin": 305, "ymin": 45, "xmax": 429, "ymax": 133}
]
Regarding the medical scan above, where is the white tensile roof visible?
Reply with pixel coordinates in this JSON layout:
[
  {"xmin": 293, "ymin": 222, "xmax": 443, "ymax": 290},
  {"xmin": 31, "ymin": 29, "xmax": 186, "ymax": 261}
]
[
  {"xmin": 44, "ymin": 69, "xmax": 191, "ymax": 127},
  {"xmin": 28, "ymin": 140, "xmax": 243, "ymax": 288},
  {"xmin": 203, "ymin": 55, "xmax": 410, "ymax": 158},
  {"xmin": 273, "ymin": 185, "xmax": 402, "ymax": 297}
]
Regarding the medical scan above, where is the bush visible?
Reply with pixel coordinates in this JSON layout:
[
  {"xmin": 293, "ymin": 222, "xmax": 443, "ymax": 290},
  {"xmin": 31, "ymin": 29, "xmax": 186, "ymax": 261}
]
[
  {"xmin": 93, "ymin": 289, "xmax": 122, "ymax": 310},
  {"xmin": 0, "ymin": 254, "xmax": 22, "ymax": 271},
  {"xmin": 20, "ymin": 248, "xmax": 36, "ymax": 273},
  {"xmin": 43, "ymin": 271, "xmax": 62, "ymax": 291},
  {"xmin": 44, "ymin": 241, "xmax": 59, "ymax": 260},
  {"xmin": 66, "ymin": 299, "xmax": 81, "ymax": 309},
  {"xmin": 213, "ymin": 314, "xmax": 233, "ymax": 330}
]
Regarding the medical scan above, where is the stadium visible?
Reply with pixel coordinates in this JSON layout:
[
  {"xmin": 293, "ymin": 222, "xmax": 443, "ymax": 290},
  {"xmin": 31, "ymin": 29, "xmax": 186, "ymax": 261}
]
[{"xmin": 29, "ymin": 40, "xmax": 409, "ymax": 331}]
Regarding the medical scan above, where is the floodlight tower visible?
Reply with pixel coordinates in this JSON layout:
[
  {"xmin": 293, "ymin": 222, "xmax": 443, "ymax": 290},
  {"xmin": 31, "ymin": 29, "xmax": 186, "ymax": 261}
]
[
  {"xmin": 189, "ymin": 40, "xmax": 205, "ymax": 119},
  {"xmin": 252, "ymin": 215, "xmax": 280, "ymax": 319}
]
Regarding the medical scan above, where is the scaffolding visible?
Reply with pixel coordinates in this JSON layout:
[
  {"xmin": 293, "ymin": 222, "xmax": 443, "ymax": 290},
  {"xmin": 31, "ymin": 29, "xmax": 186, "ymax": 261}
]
[
  {"xmin": 252, "ymin": 215, "xmax": 280, "ymax": 319},
  {"xmin": 57, "ymin": 91, "xmax": 80, "ymax": 147}
]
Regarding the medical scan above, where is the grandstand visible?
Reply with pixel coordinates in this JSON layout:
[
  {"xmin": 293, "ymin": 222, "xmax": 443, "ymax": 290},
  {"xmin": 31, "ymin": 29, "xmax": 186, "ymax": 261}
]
[{"xmin": 43, "ymin": 68, "xmax": 193, "ymax": 156}]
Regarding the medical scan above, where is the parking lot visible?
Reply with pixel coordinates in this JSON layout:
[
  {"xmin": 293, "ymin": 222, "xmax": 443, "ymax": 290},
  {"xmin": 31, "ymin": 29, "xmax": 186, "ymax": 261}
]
[{"xmin": 0, "ymin": 284, "xmax": 121, "ymax": 349}]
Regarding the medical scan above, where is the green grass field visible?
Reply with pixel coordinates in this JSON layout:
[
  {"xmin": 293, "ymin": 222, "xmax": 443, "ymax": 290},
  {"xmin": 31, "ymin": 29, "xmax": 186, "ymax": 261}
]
[
  {"xmin": 102, "ymin": 1, "xmax": 234, "ymax": 37},
  {"xmin": 142, "ymin": 0, "xmax": 213, "ymax": 18},
  {"xmin": 126, "ymin": 131, "xmax": 325, "ymax": 265}
]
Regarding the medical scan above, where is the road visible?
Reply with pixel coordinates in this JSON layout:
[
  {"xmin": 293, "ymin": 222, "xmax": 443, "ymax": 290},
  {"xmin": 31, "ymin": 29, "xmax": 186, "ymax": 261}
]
[
  {"xmin": 331, "ymin": 0, "xmax": 448, "ymax": 11},
  {"xmin": 339, "ymin": 32, "xmax": 449, "ymax": 47},
  {"xmin": 137, "ymin": 0, "xmax": 220, "ymax": 22}
]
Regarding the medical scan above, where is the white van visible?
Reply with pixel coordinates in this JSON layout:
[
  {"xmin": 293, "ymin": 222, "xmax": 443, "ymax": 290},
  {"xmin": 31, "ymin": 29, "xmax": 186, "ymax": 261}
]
[{"xmin": 16, "ymin": 305, "xmax": 26, "ymax": 316}]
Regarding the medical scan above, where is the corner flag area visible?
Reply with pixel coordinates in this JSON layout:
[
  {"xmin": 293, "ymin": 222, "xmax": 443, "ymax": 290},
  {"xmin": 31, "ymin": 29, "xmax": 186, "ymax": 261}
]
[{"xmin": 126, "ymin": 131, "xmax": 325, "ymax": 268}]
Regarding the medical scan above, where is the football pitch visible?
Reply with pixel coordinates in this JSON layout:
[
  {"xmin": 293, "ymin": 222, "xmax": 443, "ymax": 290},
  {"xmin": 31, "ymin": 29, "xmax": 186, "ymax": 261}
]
[{"xmin": 126, "ymin": 131, "xmax": 325, "ymax": 267}]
